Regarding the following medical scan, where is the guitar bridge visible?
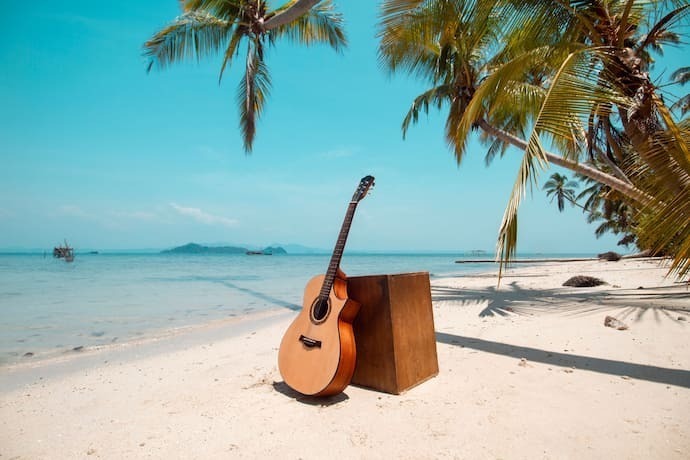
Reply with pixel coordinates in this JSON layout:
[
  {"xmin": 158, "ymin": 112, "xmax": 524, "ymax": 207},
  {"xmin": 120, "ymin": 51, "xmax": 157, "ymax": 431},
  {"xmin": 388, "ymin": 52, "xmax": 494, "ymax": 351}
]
[{"xmin": 299, "ymin": 335, "xmax": 322, "ymax": 348}]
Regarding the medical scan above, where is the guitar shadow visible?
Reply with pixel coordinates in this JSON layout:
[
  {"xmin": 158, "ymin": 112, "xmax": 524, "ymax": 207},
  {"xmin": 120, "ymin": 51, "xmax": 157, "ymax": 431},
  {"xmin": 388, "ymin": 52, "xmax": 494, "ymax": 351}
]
[{"xmin": 272, "ymin": 381, "xmax": 350, "ymax": 406}]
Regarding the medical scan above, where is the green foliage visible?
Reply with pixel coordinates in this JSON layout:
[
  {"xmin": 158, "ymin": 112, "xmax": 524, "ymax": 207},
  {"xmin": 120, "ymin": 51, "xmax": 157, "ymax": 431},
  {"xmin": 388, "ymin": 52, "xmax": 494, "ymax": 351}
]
[
  {"xmin": 636, "ymin": 208, "xmax": 688, "ymax": 257},
  {"xmin": 671, "ymin": 67, "xmax": 690, "ymax": 116},
  {"xmin": 144, "ymin": 0, "xmax": 347, "ymax": 153},
  {"xmin": 144, "ymin": 11, "xmax": 231, "ymax": 72},
  {"xmin": 270, "ymin": 1, "xmax": 347, "ymax": 51},
  {"xmin": 379, "ymin": 0, "xmax": 690, "ymax": 278},
  {"xmin": 543, "ymin": 173, "xmax": 579, "ymax": 212}
]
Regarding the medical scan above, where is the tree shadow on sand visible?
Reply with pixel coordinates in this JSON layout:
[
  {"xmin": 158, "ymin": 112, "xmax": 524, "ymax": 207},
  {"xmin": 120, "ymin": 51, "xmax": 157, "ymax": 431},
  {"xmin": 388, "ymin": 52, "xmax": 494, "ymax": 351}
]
[
  {"xmin": 432, "ymin": 282, "xmax": 690, "ymax": 323},
  {"xmin": 436, "ymin": 332, "xmax": 690, "ymax": 388}
]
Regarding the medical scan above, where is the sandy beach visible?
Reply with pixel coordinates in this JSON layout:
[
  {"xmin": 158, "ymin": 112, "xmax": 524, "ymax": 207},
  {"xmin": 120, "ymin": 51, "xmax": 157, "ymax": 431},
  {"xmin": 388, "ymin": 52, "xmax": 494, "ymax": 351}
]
[{"xmin": 1, "ymin": 258, "xmax": 688, "ymax": 459}]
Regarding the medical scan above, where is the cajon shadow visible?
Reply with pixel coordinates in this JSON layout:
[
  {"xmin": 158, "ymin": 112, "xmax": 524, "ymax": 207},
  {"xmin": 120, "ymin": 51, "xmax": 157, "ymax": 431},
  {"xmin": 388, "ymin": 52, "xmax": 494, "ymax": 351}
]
[{"xmin": 272, "ymin": 381, "xmax": 350, "ymax": 406}]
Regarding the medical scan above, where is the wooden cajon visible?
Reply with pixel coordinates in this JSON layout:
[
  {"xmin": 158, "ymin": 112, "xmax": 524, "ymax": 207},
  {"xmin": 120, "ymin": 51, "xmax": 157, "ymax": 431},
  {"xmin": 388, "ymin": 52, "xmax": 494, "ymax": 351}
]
[{"xmin": 347, "ymin": 272, "xmax": 439, "ymax": 394}]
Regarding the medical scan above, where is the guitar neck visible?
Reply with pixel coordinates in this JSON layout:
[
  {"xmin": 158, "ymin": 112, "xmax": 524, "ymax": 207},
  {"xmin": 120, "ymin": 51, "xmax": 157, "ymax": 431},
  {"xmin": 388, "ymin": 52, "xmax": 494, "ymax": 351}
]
[{"xmin": 319, "ymin": 201, "xmax": 358, "ymax": 298}]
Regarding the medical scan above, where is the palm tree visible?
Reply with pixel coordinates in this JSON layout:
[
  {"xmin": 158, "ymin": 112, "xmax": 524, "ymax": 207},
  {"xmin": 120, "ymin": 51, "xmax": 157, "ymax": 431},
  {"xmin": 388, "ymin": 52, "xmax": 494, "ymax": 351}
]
[
  {"xmin": 543, "ymin": 173, "xmax": 580, "ymax": 212},
  {"xmin": 576, "ymin": 176, "xmax": 637, "ymax": 247},
  {"xmin": 497, "ymin": 0, "xmax": 690, "ymax": 276},
  {"xmin": 589, "ymin": 201, "xmax": 638, "ymax": 247},
  {"xmin": 379, "ymin": 0, "xmax": 653, "ymax": 202},
  {"xmin": 670, "ymin": 66, "xmax": 690, "ymax": 116},
  {"xmin": 144, "ymin": 0, "xmax": 347, "ymax": 153},
  {"xmin": 378, "ymin": 0, "xmax": 690, "ymax": 277}
]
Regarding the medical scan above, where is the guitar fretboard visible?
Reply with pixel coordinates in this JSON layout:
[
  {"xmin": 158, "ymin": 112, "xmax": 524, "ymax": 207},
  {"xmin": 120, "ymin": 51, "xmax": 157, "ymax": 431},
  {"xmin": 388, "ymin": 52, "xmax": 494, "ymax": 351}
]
[{"xmin": 318, "ymin": 201, "xmax": 358, "ymax": 299}]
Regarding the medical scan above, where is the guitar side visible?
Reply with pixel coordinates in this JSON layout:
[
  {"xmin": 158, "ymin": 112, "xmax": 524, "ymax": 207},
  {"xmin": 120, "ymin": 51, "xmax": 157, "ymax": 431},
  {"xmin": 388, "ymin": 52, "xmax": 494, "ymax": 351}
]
[{"xmin": 278, "ymin": 274, "xmax": 360, "ymax": 396}]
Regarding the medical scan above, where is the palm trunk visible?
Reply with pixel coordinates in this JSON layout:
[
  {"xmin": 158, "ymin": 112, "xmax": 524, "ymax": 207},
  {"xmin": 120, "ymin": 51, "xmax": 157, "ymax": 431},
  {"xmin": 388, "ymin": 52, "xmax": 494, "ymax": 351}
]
[
  {"xmin": 566, "ymin": 196, "xmax": 588, "ymax": 212},
  {"xmin": 476, "ymin": 118, "xmax": 654, "ymax": 207},
  {"xmin": 264, "ymin": 0, "xmax": 321, "ymax": 30},
  {"xmin": 592, "ymin": 144, "xmax": 633, "ymax": 185}
]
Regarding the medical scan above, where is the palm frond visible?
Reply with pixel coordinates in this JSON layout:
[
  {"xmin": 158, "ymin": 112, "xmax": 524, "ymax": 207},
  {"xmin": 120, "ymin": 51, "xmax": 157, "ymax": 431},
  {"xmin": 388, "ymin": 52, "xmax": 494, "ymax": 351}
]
[
  {"xmin": 264, "ymin": 0, "xmax": 322, "ymax": 30},
  {"xmin": 517, "ymin": 47, "xmax": 635, "ymax": 173},
  {"xmin": 483, "ymin": 79, "xmax": 546, "ymax": 146},
  {"xmin": 401, "ymin": 84, "xmax": 452, "ymax": 138},
  {"xmin": 378, "ymin": 0, "xmax": 447, "ymax": 81},
  {"xmin": 218, "ymin": 27, "xmax": 246, "ymax": 83},
  {"xmin": 634, "ymin": 109, "xmax": 690, "ymax": 277},
  {"xmin": 237, "ymin": 40, "xmax": 271, "ymax": 153},
  {"xmin": 269, "ymin": 0, "xmax": 347, "ymax": 51},
  {"xmin": 446, "ymin": 93, "xmax": 470, "ymax": 163},
  {"xmin": 671, "ymin": 66, "xmax": 690, "ymax": 85},
  {"xmin": 496, "ymin": 137, "xmax": 549, "ymax": 279},
  {"xmin": 637, "ymin": 3, "xmax": 690, "ymax": 53},
  {"xmin": 479, "ymin": 116, "xmax": 529, "ymax": 165},
  {"xmin": 498, "ymin": 0, "xmax": 597, "ymax": 51},
  {"xmin": 544, "ymin": 174, "xmax": 571, "ymax": 211},
  {"xmin": 378, "ymin": 0, "xmax": 426, "ymax": 23},
  {"xmin": 459, "ymin": 45, "xmax": 560, "ymax": 142},
  {"xmin": 494, "ymin": 49, "xmax": 631, "ymax": 274},
  {"xmin": 655, "ymin": 98, "xmax": 690, "ymax": 171},
  {"xmin": 144, "ymin": 11, "xmax": 231, "ymax": 72},
  {"xmin": 483, "ymin": 136, "xmax": 510, "ymax": 165},
  {"xmin": 181, "ymin": 0, "xmax": 242, "ymax": 20},
  {"xmin": 670, "ymin": 95, "xmax": 690, "ymax": 116},
  {"xmin": 670, "ymin": 66, "xmax": 690, "ymax": 116},
  {"xmin": 576, "ymin": 181, "xmax": 604, "ymax": 209}
]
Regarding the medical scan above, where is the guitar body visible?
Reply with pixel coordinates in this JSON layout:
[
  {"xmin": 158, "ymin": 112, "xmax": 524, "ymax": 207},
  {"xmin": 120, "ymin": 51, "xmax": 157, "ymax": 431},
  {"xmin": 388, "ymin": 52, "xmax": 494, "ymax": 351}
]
[{"xmin": 278, "ymin": 274, "xmax": 361, "ymax": 396}]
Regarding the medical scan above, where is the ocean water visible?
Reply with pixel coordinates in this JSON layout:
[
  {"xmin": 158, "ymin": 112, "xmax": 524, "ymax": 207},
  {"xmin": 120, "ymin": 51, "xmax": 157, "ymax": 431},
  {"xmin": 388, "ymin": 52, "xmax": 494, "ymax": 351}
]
[{"xmin": 0, "ymin": 252, "xmax": 491, "ymax": 365}]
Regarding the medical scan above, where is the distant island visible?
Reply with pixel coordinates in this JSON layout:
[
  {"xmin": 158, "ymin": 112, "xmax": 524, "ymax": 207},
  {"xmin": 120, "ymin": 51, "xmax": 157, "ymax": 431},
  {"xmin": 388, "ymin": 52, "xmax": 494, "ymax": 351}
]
[{"xmin": 162, "ymin": 243, "xmax": 287, "ymax": 255}]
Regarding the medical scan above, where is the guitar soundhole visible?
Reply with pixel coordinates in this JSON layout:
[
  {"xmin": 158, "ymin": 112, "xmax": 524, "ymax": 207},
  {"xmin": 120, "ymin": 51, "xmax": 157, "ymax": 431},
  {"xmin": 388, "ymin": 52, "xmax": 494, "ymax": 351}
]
[{"xmin": 310, "ymin": 296, "xmax": 331, "ymax": 324}]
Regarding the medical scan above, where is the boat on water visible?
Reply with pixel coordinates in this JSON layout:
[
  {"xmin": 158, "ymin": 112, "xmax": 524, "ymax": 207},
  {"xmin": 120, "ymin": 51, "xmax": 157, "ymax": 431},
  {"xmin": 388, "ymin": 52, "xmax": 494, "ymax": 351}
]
[
  {"xmin": 246, "ymin": 250, "xmax": 272, "ymax": 255},
  {"xmin": 53, "ymin": 241, "xmax": 75, "ymax": 262}
]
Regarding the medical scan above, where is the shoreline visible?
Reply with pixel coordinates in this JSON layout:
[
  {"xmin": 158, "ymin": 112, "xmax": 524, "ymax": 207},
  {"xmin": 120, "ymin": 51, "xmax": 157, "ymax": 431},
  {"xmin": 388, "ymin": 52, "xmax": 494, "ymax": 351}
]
[
  {"xmin": 1, "ymin": 258, "xmax": 689, "ymax": 458},
  {"xmin": 0, "ymin": 252, "xmax": 487, "ymax": 367},
  {"xmin": 0, "ymin": 308, "xmax": 292, "ymax": 393},
  {"xmin": 454, "ymin": 254, "xmax": 668, "ymax": 265},
  {"xmin": 0, "ymin": 257, "xmax": 602, "ymax": 369},
  {"xmin": 456, "ymin": 257, "xmax": 596, "ymax": 263},
  {"xmin": 0, "ymin": 307, "xmax": 294, "ymax": 369},
  {"xmin": 0, "ymin": 256, "xmax": 498, "ymax": 368}
]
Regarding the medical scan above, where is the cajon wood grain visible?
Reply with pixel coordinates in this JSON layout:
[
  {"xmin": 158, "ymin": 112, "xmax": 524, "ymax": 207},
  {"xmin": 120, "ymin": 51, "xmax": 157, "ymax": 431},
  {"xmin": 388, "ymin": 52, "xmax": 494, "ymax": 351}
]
[{"xmin": 348, "ymin": 272, "xmax": 438, "ymax": 394}]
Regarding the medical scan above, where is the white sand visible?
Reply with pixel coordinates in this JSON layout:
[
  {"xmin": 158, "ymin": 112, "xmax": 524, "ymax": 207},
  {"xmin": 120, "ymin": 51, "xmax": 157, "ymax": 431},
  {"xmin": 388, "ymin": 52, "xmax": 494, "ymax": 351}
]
[{"xmin": 1, "ymin": 258, "xmax": 689, "ymax": 459}]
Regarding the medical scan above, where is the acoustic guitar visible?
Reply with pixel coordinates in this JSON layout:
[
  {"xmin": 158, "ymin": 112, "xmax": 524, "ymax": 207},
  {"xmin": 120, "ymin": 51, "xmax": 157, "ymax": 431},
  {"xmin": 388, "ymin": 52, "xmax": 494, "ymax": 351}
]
[{"xmin": 278, "ymin": 175, "xmax": 375, "ymax": 396}]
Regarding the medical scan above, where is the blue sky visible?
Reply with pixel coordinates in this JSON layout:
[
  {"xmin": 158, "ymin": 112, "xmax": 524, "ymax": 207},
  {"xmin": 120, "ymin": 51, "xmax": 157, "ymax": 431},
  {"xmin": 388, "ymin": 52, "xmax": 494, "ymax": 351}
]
[{"xmin": 1, "ymin": 1, "xmax": 683, "ymax": 253}]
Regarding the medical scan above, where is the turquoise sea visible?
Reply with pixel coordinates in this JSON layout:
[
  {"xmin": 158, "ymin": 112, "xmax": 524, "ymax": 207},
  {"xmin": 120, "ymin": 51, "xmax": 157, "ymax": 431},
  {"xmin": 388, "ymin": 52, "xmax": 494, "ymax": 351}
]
[{"xmin": 0, "ymin": 252, "xmax": 590, "ymax": 365}]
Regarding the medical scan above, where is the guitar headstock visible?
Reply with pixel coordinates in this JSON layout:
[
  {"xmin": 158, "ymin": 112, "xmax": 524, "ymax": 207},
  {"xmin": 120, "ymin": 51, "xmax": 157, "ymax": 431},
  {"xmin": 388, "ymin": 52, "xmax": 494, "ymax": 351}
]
[{"xmin": 351, "ymin": 175, "xmax": 375, "ymax": 202}]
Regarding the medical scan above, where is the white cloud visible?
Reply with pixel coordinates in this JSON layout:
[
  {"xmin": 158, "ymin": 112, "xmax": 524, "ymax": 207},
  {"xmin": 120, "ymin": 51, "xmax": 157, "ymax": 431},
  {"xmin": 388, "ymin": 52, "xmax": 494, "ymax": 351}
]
[{"xmin": 169, "ymin": 203, "xmax": 238, "ymax": 228}]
